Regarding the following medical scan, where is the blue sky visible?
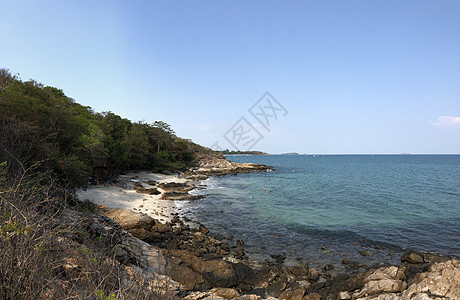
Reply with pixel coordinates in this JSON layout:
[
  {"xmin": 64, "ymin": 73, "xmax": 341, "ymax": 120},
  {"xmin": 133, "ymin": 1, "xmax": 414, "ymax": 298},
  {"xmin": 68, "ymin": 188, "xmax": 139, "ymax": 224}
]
[{"xmin": 1, "ymin": 0, "xmax": 459, "ymax": 154}]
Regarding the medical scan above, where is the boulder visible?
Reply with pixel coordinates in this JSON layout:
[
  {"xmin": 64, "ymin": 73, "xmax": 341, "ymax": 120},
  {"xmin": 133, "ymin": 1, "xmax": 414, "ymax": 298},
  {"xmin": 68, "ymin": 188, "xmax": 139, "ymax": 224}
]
[
  {"xmin": 278, "ymin": 288, "xmax": 306, "ymax": 300},
  {"xmin": 308, "ymin": 268, "xmax": 320, "ymax": 282},
  {"xmin": 401, "ymin": 251, "xmax": 424, "ymax": 264},
  {"xmin": 211, "ymin": 288, "xmax": 240, "ymax": 299},
  {"xmin": 303, "ymin": 292, "xmax": 321, "ymax": 300},
  {"xmin": 401, "ymin": 259, "xmax": 459, "ymax": 299},
  {"xmin": 336, "ymin": 291, "xmax": 351, "ymax": 300},
  {"xmin": 134, "ymin": 185, "xmax": 160, "ymax": 195},
  {"xmin": 163, "ymin": 191, "xmax": 203, "ymax": 200}
]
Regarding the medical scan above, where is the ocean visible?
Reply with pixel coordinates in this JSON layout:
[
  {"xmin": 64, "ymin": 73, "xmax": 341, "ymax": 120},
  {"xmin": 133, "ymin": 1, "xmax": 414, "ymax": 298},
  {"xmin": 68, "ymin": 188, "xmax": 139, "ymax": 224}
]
[{"xmin": 183, "ymin": 155, "xmax": 460, "ymax": 272}]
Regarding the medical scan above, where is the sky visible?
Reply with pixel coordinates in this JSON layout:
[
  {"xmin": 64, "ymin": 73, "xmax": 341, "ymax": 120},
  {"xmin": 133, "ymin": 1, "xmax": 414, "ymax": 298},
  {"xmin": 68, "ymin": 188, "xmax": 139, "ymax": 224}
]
[{"xmin": 1, "ymin": 0, "xmax": 459, "ymax": 154}]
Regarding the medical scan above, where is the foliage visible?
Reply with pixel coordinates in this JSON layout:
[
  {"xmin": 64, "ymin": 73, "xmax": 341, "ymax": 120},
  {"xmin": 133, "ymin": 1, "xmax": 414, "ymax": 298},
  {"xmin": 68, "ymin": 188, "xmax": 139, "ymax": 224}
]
[
  {"xmin": 0, "ymin": 68, "xmax": 210, "ymax": 187},
  {"xmin": 0, "ymin": 163, "xmax": 177, "ymax": 300}
]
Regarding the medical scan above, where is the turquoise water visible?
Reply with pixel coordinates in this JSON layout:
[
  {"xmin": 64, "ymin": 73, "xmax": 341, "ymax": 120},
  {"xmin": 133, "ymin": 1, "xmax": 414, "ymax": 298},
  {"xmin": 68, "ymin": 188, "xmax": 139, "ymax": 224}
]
[{"xmin": 184, "ymin": 155, "xmax": 459, "ymax": 270}]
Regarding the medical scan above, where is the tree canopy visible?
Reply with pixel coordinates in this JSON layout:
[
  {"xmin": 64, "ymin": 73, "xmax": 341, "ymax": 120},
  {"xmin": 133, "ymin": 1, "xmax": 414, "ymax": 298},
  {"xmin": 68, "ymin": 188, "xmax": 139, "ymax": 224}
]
[{"xmin": 0, "ymin": 68, "xmax": 209, "ymax": 187}]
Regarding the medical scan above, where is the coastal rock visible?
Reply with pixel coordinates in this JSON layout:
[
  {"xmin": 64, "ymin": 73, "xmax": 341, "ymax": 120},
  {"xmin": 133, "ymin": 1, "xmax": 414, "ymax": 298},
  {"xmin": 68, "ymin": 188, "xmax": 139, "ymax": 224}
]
[
  {"xmin": 303, "ymin": 292, "xmax": 321, "ymax": 300},
  {"xmin": 308, "ymin": 268, "xmax": 320, "ymax": 282},
  {"xmin": 336, "ymin": 291, "xmax": 351, "ymax": 299},
  {"xmin": 401, "ymin": 259, "xmax": 459, "ymax": 299},
  {"xmin": 359, "ymin": 250, "xmax": 373, "ymax": 257},
  {"xmin": 158, "ymin": 182, "xmax": 195, "ymax": 192},
  {"xmin": 353, "ymin": 266, "xmax": 406, "ymax": 298},
  {"xmin": 200, "ymin": 224, "xmax": 209, "ymax": 234},
  {"xmin": 134, "ymin": 185, "xmax": 160, "ymax": 195},
  {"xmin": 401, "ymin": 251, "xmax": 424, "ymax": 264},
  {"xmin": 278, "ymin": 288, "xmax": 306, "ymax": 300},
  {"xmin": 210, "ymin": 288, "xmax": 240, "ymax": 299},
  {"xmin": 163, "ymin": 191, "xmax": 204, "ymax": 200}
]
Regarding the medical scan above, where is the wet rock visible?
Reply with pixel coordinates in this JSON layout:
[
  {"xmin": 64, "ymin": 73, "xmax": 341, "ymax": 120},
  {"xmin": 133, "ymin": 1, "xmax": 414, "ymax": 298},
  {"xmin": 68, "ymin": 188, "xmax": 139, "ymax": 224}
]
[
  {"xmin": 288, "ymin": 264, "xmax": 309, "ymax": 278},
  {"xmin": 308, "ymin": 268, "xmax": 320, "ymax": 282},
  {"xmin": 233, "ymin": 248, "xmax": 246, "ymax": 260},
  {"xmin": 323, "ymin": 264, "xmax": 334, "ymax": 272},
  {"xmin": 401, "ymin": 251, "xmax": 424, "ymax": 264},
  {"xmin": 271, "ymin": 254, "xmax": 286, "ymax": 264},
  {"xmin": 163, "ymin": 191, "xmax": 204, "ymax": 200},
  {"xmin": 359, "ymin": 250, "xmax": 373, "ymax": 257},
  {"xmin": 134, "ymin": 185, "xmax": 161, "ymax": 195},
  {"xmin": 199, "ymin": 224, "xmax": 209, "ymax": 234}
]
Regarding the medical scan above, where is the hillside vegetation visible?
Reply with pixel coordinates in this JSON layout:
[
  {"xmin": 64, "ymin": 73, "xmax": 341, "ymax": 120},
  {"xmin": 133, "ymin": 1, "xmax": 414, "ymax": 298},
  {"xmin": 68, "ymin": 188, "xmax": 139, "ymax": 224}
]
[{"xmin": 0, "ymin": 68, "xmax": 209, "ymax": 188}]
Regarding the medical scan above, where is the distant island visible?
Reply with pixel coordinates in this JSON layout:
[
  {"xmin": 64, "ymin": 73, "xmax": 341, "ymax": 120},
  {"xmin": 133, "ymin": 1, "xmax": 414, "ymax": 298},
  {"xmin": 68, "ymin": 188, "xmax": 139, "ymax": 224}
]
[{"xmin": 216, "ymin": 150, "xmax": 271, "ymax": 155}]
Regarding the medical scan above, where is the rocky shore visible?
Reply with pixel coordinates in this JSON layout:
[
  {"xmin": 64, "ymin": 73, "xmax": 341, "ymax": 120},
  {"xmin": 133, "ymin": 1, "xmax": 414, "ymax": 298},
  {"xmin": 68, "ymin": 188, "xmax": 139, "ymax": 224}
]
[{"xmin": 77, "ymin": 157, "xmax": 459, "ymax": 299}]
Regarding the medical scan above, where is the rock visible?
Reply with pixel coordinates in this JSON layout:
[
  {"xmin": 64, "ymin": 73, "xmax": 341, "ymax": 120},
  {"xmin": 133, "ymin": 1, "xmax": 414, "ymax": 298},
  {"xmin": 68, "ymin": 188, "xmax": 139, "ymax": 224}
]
[
  {"xmin": 134, "ymin": 185, "xmax": 160, "ymax": 195},
  {"xmin": 288, "ymin": 264, "xmax": 309, "ymax": 278},
  {"xmin": 271, "ymin": 254, "xmax": 286, "ymax": 264},
  {"xmin": 236, "ymin": 239, "xmax": 245, "ymax": 247},
  {"xmin": 267, "ymin": 278, "xmax": 288, "ymax": 297},
  {"xmin": 278, "ymin": 288, "xmax": 306, "ymax": 300},
  {"xmin": 308, "ymin": 268, "xmax": 320, "ymax": 282},
  {"xmin": 166, "ymin": 262, "xmax": 206, "ymax": 291},
  {"xmin": 303, "ymin": 292, "xmax": 321, "ymax": 300},
  {"xmin": 359, "ymin": 250, "xmax": 373, "ymax": 257},
  {"xmin": 323, "ymin": 264, "xmax": 334, "ymax": 272},
  {"xmin": 401, "ymin": 251, "xmax": 424, "ymax": 264},
  {"xmin": 112, "ymin": 244, "xmax": 130, "ymax": 264},
  {"xmin": 353, "ymin": 265, "xmax": 408, "ymax": 298},
  {"xmin": 401, "ymin": 259, "xmax": 459, "ymax": 299},
  {"xmin": 158, "ymin": 182, "xmax": 196, "ymax": 192},
  {"xmin": 336, "ymin": 291, "xmax": 351, "ymax": 300},
  {"xmin": 365, "ymin": 266, "xmax": 405, "ymax": 282},
  {"xmin": 163, "ymin": 191, "xmax": 204, "ymax": 200},
  {"xmin": 233, "ymin": 248, "xmax": 246, "ymax": 259},
  {"xmin": 199, "ymin": 224, "xmax": 209, "ymax": 234},
  {"xmin": 235, "ymin": 295, "xmax": 261, "ymax": 300},
  {"xmin": 211, "ymin": 288, "xmax": 240, "ymax": 299},
  {"xmin": 353, "ymin": 279, "xmax": 406, "ymax": 298}
]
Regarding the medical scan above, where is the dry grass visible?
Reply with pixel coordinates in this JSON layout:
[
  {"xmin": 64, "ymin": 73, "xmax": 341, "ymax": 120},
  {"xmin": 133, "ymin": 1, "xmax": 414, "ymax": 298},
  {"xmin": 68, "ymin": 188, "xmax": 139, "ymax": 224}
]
[{"xmin": 0, "ymin": 163, "xmax": 178, "ymax": 300}]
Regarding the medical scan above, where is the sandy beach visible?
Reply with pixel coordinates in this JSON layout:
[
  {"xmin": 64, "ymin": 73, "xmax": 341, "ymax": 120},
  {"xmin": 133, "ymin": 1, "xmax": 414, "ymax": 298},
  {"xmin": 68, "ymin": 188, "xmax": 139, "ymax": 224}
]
[{"xmin": 77, "ymin": 171, "xmax": 189, "ymax": 223}]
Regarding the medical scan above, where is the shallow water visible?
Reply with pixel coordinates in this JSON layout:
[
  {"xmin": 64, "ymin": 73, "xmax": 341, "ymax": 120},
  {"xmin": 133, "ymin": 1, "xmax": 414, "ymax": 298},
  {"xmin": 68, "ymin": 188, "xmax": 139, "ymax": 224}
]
[{"xmin": 183, "ymin": 155, "xmax": 460, "ymax": 272}]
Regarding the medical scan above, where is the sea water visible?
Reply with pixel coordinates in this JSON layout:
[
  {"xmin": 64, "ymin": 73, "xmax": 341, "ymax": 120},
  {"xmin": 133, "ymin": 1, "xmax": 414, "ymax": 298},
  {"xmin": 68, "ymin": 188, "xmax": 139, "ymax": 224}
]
[{"xmin": 184, "ymin": 155, "xmax": 459, "ymax": 272}]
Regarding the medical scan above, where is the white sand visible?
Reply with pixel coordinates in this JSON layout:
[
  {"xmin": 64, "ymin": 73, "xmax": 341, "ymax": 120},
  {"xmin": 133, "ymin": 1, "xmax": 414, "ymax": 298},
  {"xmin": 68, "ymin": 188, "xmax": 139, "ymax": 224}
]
[{"xmin": 77, "ymin": 171, "xmax": 189, "ymax": 223}]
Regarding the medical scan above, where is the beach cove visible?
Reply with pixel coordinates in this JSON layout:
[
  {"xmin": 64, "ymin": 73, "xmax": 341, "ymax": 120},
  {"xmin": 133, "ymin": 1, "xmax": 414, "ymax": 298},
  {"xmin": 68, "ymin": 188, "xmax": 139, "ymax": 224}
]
[{"xmin": 77, "ymin": 154, "xmax": 460, "ymax": 299}]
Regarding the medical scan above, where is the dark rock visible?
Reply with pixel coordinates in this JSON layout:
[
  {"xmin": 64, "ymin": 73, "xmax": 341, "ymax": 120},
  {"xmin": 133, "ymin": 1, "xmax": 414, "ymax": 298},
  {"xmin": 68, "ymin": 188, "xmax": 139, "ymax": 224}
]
[
  {"xmin": 233, "ymin": 248, "xmax": 246, "ymax": 259},
  {"xmin": 359, "ymin": 250, "xmax": 373, "ymax": 256},
  {"xmin": 323, "ymin": 264, "xmax": 334, "ymax": 272},
  {"xmin": 278, "ymin": 288, "xmax": 306, "ymax": 300},
  {"xmin": 303, "ymin": 292, "xmax": 321, "ymax": 300},
  {"xmin": 199, "ymin": 224, "xmax": 209, "ymax": 234},
  {"xmin": 308, "ymin": 268, "xmax": 320, "ymax": 282},
  {"xmin": 271, "ymin": 254, "xmax": 286, "ymax": 264},
  {"xmin": 401, "ymin": 251, "xmax": 424, "ymax": 264},
  {"xmin": 163, "ymin": 191, "xmax": 203, "ymax": 201},
  {"xmin": 134, "ymin": 185, "xmax": 160, "ymax": 195},
  {"xmin": 267, "ymin": 278, "xmax": 288, "ymax": 297},
  {"xmin": 287, "ymin": 264, "xmax": 309, "ymax": 278}
]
